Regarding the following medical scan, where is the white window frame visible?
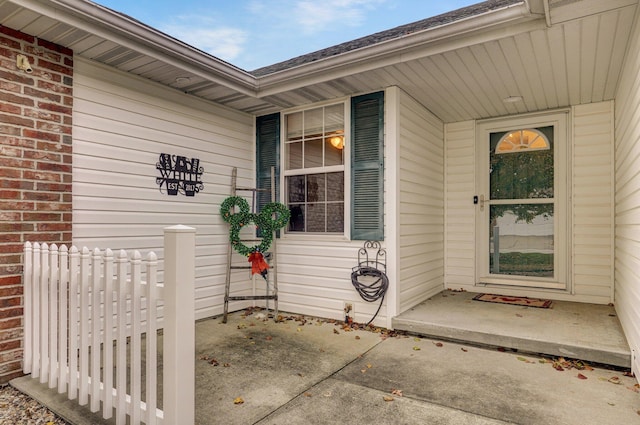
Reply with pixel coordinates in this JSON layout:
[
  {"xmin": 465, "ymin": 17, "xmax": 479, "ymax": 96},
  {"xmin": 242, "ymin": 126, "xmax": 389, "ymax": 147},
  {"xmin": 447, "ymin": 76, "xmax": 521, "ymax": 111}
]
[{"xmin": 280, "ymin": 98, "xmax": 351, "ymax": 239}]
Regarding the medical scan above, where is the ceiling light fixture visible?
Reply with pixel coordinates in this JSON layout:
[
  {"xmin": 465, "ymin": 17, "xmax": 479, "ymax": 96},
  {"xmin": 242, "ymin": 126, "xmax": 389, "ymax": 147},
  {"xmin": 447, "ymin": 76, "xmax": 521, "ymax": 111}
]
[{"xmin": 503, "ymin": 95, "xmax": 523, "ymax": 103}]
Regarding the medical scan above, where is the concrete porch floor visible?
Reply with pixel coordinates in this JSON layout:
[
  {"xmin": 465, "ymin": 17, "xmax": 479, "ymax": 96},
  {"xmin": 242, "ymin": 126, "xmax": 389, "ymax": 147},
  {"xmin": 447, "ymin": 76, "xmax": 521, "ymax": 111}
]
[{"xmin": 393, "ymin": 290, "xmax": 632, "ymax": 368}]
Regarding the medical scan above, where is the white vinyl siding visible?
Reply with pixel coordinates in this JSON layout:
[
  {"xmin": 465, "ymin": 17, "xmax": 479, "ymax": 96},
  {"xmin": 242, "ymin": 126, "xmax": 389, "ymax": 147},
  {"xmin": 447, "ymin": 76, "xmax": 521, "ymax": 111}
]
[
  {"xmin": 614, "ymin": 5, "xmax": 640, "ymax": 377},
  {"xmin": 73, "ymin": 58, "xmax": 254, "ymax": 320},
  {"xmin": 444, "ymin": 121, "xmax": 476, "ymax": 289},
  {"xmin": 572, "ymin": 102, "xmax": 614, "ymax": 300},
  {"xmin": 397, "ymin": 89, "xmax": 445, "ymax": 311}
]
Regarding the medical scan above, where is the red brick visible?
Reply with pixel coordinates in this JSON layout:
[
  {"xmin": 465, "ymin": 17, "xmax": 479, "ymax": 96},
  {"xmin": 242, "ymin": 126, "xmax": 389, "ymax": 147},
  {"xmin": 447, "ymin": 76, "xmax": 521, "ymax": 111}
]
[
  {"xmin": 0, "ymin": 145, "xmax": 22, "ymax": 157},
  {"xmin": 0, "ymin": 168, "xmax": 20, "ymax": 179},
  {"xmin": 0, "ymin": 369, "xmax": 26, "ymax": 384},
  {"xmin": 23, "ymin": 87, "xmax": 62, "ymax": 103},
  {"xmin": 38, "ymin": 102, "xmax": 72, "ymax": 116},
  {"xmin": 36, "ymin": 222, "xmax": 70, "ymax": 232},
  {"xmin": 23, "ymin": 170, "xmax": 61, "ymax": 182},
  {"xmin": 36, "ymin": 121, "xmax": 65, "ymax": 133},
  {"xmin": 0, "ymin": 348, "xmax": 22, "ymax": 363},
  {"xmin": 0, "ymin": 202, "xmax": 35, "ymax": 212},
  {"xmin": 0, "ymin": 307, "xmax": 22, "ymax": 319},
  {"xmin": 0, "ymin": 211, "xmax": 21, "ymax": 221},
  {"xmin": 0, "ymin": 329, "xmax": 22, "ymax": 343},
  {"xmin": 23, "ymin": 149, "xmax": 61, "ymax": 162},
  {"xmin": 35, "ymin": 182, "xmax": 69, "ymax": 192},
  {"xmin": 22, "ymin": 129, "xmax": 60, "ymax": 142},
  {"xmin": 0, "ymin": 81, "xmax": 20, "ymax": 94},
  {"xmin": 0, "ymin": 234, "xmax": 20, "ymax": 243},
  {"xmin": 38, "ymin": 80, "xmax": 72, "ymax": 95},
  {"xmin": 0, "ymin": 102, "xmax": 21, "ymax": 114},
  {"xmin": 0, "ymin": 244, "xmax": 22, "ymax": 255},
  {"xmin": 0, "ymin": 222, "xmax": 33, "ymax": 232},
  {"xmin": 37, "ymin": 162, "xmax": 71, "ymax": 173},
  {"xmin": 35, "ymin": 202, "xmax": 71, "ymax": 212},
  {"xmin": 23, "ymin": 191, "xmax": 60, "ymax": 202},
  {"xmin": 0, "ymin": 25, "xmax": 35, "ymax": 43},
  {"xmin": 0, "ymin": 136, "xmax": 34, "ymax": 148},
  {"xmin": 22, "ymin": 233, "xmax": 61, "ymax": 242},
  {"xmin": 0, "ymin": 33, "xmax": 21, "ymax": 49},
  {"xmin": 0, "ymin": 113, "xmax": 33, "ymax": 127},
  {"xmin": 0, "ymin": 124, "xmax": 20, "ymax": 136},
  {"xmin": 0, "ymin": 340, "xmax": 20, "ymax": 352},
  {"xmin": 36, "ymin": 140, "xmax": 70, "ymax": 153},
  {"xmin": 35, "ymin": 58, "xmax": 72, "ymax": 76},
  {"xmin": 23, "ymin": 212, "xmax": 61, "ymax": 221},
  {"xmin": 0, "ymin": 317, "xmax": 21, "ymax": 330},
  {"xmin": 0, "ymin": 297, "xmax": 21, "ymax": 308},
  {"xmin": 0, "ymin": 190, "xmax": 19, "ymax": 200},
  {"xmin": 0, "ymin": 179, "xmax": 33, "ymax": 190},
  {"xmin": 0, "ymin": 274, "xmax": 21, "ymax": 286},
  {"xmin": 0, "ymin": 156, "xmax": 34, "ymax": 169},
  {"xmin": 24, "ymin": 108, "xmax": 61, "ymax": 123},
  {"xmin": 0, "ymin": 91, "xmax": 34, "ymax": 107},
  {"xmin": 0, "ymin": 69, "xmax": 34, "ymax": 86}
]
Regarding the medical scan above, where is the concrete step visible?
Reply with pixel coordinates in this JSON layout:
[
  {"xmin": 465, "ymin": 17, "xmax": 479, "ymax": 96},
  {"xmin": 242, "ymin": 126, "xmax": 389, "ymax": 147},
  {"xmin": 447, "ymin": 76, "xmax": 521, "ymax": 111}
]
[{"xmin": 392, "ymin": 290, "xmax": 632, "ymax": 368}]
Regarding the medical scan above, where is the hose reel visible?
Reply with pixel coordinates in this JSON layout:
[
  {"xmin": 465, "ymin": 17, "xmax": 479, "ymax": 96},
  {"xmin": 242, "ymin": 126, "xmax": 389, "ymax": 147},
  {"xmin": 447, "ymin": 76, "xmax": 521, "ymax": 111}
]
[{"xmin": 350, "ymin": 241, "xmax": 389, "ymax": 326}]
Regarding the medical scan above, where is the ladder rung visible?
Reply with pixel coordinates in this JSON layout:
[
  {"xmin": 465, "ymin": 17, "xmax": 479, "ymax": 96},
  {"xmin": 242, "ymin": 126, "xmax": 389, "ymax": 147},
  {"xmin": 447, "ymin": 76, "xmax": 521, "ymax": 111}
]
[
  {"xmin": 229, "ymin": 265, "xmax": 274, "ymax": 270},
  {"xmin": 227, "ymin": 295, "xmax": 277, "ymax": 301}
]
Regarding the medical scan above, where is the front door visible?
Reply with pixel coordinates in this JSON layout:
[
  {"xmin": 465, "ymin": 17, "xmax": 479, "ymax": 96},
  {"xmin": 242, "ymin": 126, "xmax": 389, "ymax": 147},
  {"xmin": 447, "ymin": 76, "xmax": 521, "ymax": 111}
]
[{"xmin": 477, "ymin": 113, "xmax": 568, "ymax": 290}]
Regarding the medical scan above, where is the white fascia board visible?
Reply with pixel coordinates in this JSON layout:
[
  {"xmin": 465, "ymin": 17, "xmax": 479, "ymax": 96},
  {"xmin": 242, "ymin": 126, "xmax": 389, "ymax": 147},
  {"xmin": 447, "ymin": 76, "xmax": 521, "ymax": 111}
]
[
  {"xmin": 12, "ymin": 0, "xmax": 258, "ymax": 96},
  {"xmin": 255, "ymin": 2, "xmax": 541, "ymax": 97}
]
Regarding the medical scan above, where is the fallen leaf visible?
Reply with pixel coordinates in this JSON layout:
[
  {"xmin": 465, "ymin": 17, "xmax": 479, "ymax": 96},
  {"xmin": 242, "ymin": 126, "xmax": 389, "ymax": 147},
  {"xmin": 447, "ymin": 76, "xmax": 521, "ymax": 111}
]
[
  {"xmin": 366, "ymin": 363, "xmax": 373, "ymax": 369},
  {"xmin": 355, "ymin": 335, "xmax": 361, "ymax": 340},
  {"xmin": 627, "ymin": 386, "xmax": 639, "ymax": 393},
  {"xmin": 361, "ymin": 369, "xmax": 367, "ymax": 373},
  {"xmin": 623, "ymin": 371, "xmax": 635, "ymax": 377},
  {"xmin": 637, "ymin": 410, "xmax": 640, "ymax": 416},
  {"xmin": 223, "ymin": 363, "xmax": 231, "ymax": 367},
  {"xmin": 233, "ymin": 397, "xmax": 244, "ymax": 404},
  {"xmin": 333, "ymin": 328, "xmax": 340, "ymax": 334},
  {"xmin": 383, "ymin": 396, "xmax": 394, "ymax": 402},
  {"xmin": 304, "ymin": 392, "xmax": 312, "ymax": 397},
  {"xmin": 608, "ymin": 376, "xmax": 621, "ymax": 385},
  {"xmin": 517, "ymin": 357, "xmax": 527, "ymax": 362},
  {"xmin": 413, "ymin": 346, "xmax": 421, "ymax": 351},
  {"xmin": 297, "ymin": 327, "xmax": 302, "ymax": 332},
  {"xmin": 209, "ymin": 358, "xmax": 219, "ymax": 366},
  {"xmin": 414, "ymin": 337, "xmax": 421, "ymax": 342},
  {"xmin": 577, "ymin": 373, "xmax": 588, "ymax": 380},
  {"xmin": 433, "ymin": 342, "xmax": 443, "ymax": 347},
  {"xmin": 237, "ymin": 324, "xmax": 246, "ymax": 329},
  {"xmin": 265, "ymin": 335, "xmax": 273, "ymax": 341},
  {"xmin": 461, "ymin": 347, "xmax": 468, "ymax": 352},
  {"xmin": 515, "ymin": 313, "xmax": 523, "ymax": 317},
  {"xmin": 391, "ymin": 389, "xmax": 403, "ymax": 397}
]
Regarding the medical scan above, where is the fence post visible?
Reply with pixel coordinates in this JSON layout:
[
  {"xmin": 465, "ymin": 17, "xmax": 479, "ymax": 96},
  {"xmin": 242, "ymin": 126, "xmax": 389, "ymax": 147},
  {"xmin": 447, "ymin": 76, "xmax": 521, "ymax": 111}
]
[{"xmin": 163, "ymin": 225, "xmax": 195, "ymax": 425}]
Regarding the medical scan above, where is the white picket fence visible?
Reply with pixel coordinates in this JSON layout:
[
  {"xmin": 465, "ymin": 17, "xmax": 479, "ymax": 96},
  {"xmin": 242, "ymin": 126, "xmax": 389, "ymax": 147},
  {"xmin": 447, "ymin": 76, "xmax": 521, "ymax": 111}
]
[{"xmin": 22, "ymin": 225, "xmax": 196, "ymax": 425}]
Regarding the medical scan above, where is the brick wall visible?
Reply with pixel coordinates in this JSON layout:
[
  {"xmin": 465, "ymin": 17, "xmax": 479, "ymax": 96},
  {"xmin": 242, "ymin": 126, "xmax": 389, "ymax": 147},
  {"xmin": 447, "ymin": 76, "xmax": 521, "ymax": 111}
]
[{"xmin": 0, "ymin": 25, "xmax": 73, "ymax": 384}]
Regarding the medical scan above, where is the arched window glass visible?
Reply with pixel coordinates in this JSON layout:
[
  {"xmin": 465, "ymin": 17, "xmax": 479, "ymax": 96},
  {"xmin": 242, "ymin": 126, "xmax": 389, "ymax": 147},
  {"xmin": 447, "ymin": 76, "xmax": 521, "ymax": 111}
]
[{"xmin": 496, "ymin": 129, "xmax": 550, "ymax": 154}]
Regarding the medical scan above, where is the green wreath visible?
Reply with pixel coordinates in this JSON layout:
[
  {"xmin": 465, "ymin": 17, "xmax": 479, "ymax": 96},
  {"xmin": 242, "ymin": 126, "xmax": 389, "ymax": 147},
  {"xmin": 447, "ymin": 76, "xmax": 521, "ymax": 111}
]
[{"xmin": 220, "ymin": 196, "xmax": 290, "ymax": 257}]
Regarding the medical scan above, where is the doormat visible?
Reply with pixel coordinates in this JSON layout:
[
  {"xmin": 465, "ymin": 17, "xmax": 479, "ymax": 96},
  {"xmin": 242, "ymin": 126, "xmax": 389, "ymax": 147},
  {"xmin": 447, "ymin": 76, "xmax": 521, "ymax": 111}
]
[{"xmin": 472, "ymin": 293, "xmax": 552, "ymax": 308}]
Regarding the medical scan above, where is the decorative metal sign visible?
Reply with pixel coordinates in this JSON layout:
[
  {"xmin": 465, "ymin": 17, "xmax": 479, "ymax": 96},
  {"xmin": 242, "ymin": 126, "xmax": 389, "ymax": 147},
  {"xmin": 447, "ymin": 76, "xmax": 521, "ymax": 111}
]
[{"xmin": 156, "ymin": 153, "xmax": 204, "ymax": 196}]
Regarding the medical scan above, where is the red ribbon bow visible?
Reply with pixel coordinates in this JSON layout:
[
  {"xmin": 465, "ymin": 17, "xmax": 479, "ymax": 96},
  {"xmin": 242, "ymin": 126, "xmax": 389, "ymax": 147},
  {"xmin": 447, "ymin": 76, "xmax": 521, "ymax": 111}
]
[{"xmin": 248, "ymin": 251, "xmax": 269, "ymax": 279}]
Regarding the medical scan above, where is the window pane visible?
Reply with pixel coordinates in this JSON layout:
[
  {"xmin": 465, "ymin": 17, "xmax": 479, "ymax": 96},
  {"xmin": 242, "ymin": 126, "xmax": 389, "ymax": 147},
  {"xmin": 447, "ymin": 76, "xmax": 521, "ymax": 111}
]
[
  {"xmin": 287, "ymin": 112, "xmax": 302, "ymax": 141},
  {"xmin": 307, "ymin": 174, "xmax": 325, "ymax": 202},
  {"xmin": 327, "ymin": 203, "xmax": 344, "ymax": 232},
  {"xmin": 325, "ymin": 137, "xmax": 343, "ymax": 166},
  {"xmin": 307, "ymin": 203, "xmax": 325, "ymax": 232},
  {"xmin": 490, "ymin": 204, "xmax": 554, "ymax": 277},
  {"xmin": 287, "ymin": 141, "xmax": 302, "ymax": 170},
  {"xmin": 287, "ymin": 175, "xmax": 305, "ymax": 202},
  {"xmin": 490, "ymin": 126, "xmax": 554, "ymax": 200},
  {"xmin": 326, "ymin": 172, "xmax": 344, "ymax": 201},
  {"xmin": 325, "ymin": 104, "xmax": 344, "ymax": 133},
  {"xmin": 304, "ymin": 107, "xmax": 323, "ymax": 136},
  {"xmin": 289, "ymin": 204, "xmax": 305, "ymax": 231},
  {"xmin": 304, "ymin": 139, "xmax": 323, "ymax": 168}
]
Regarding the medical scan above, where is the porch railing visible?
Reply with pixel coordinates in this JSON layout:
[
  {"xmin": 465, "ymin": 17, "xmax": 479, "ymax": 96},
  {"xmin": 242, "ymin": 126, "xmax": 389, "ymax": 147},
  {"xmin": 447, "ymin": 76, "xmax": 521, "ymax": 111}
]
[{"xmin": 22, "ymin": 225, "xmax": 195, "ymax": 425}]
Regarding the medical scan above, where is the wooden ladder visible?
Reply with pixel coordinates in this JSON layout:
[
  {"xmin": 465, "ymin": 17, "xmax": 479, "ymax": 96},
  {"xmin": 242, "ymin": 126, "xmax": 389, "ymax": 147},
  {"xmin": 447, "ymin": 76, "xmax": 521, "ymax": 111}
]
[{"xmin": 222, "ymin": 167, "xmax": 278, "ymax": 323}]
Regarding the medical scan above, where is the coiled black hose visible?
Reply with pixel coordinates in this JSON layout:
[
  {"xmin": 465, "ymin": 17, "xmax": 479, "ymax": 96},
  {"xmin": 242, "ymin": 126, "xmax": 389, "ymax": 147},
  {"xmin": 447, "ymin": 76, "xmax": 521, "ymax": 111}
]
[{"xmin": 350, "ymin": 266, "xmax": 389, "ymax": 326}]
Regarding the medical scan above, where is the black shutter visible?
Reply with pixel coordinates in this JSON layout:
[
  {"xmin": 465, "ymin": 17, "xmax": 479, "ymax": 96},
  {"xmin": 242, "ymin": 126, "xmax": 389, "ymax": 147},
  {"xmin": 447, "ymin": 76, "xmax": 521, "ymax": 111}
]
[
  {"xmin": 256, "ymin": 113, "xmax": 280, "ymax": 235},
  {"xmin": 351, "ymin": 92, "xmax": 384, "ymax": 241}
]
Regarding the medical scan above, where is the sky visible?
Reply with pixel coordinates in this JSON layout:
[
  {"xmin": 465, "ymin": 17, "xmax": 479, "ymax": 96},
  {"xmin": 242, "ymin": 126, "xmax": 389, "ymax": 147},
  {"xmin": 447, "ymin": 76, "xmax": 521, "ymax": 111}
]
[{"xmin": 94, "ymin": 0, "xmax": 480, "ymax": 71}]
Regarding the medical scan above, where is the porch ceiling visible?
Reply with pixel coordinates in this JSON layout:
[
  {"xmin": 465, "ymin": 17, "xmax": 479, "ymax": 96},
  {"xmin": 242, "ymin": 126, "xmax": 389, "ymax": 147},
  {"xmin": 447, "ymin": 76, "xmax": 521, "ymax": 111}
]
[{"xmin": 1, "ymin": 0, "xmax": 638, "ymax": 122}]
